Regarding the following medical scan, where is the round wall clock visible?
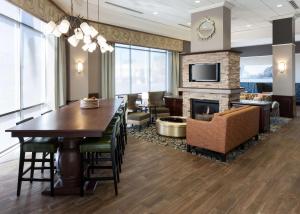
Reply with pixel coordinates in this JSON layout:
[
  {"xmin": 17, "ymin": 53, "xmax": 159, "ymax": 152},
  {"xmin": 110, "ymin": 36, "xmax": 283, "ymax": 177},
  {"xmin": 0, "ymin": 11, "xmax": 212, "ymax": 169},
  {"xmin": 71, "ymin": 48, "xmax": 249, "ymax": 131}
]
[{"xmin": 197, "ymin": 17, "xmax": 216, "ymax": 40}]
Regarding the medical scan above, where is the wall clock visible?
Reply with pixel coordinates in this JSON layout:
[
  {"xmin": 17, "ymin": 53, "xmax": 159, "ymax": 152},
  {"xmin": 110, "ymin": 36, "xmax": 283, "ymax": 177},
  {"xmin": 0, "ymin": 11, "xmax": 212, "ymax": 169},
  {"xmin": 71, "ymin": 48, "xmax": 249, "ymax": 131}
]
[{"xmin": 197, "ymin": 17, "xmax": 216, "ymax": 40}]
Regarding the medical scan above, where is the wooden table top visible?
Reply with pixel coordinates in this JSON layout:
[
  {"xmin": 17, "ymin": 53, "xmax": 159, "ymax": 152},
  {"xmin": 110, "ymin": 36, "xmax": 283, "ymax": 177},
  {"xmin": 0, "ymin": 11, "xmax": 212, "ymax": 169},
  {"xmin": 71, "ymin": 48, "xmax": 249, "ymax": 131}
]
[{"xmin": 6, "ymin": 99, "xmax": 122, "ymax": 138}]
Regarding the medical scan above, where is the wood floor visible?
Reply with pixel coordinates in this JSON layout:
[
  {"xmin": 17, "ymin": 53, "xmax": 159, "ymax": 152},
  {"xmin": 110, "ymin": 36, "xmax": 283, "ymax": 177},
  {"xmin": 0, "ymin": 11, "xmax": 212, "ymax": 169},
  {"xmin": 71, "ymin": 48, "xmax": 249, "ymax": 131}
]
[{"xmin": 1, "ymin": 114, "xmax": 300, "ymax": 213}]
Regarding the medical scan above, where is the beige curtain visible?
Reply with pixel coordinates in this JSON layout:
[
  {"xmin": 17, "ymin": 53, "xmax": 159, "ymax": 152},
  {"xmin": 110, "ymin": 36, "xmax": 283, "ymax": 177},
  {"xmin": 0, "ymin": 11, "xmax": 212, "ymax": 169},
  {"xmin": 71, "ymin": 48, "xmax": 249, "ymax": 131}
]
[
  {"xmin": 100, "ymin": 45, "xmax": 115, "ymax": 99},
  {"xmin": 168, "ymin": 51, "xmax": 180, "ymax": 95},
  {"xmin": 55, "ymin": 37, "xmax": 67, "ymax": 108}
]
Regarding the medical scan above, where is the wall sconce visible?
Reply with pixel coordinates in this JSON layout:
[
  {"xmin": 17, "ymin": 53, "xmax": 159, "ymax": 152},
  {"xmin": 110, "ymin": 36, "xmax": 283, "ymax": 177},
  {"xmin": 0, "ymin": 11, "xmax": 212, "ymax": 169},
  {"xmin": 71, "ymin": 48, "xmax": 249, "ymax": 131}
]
[
  {"xmin": 278, "ymin": 62, "xmax": 286, "ymax": 74},
  {"xmin": 77, "ymin": 62, "xmax": 83, "ymax": 73}
]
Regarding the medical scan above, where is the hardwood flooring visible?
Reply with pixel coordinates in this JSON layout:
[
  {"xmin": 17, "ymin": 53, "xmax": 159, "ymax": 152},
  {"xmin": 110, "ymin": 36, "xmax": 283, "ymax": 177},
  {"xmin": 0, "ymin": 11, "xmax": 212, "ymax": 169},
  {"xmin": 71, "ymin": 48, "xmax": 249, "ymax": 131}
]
[{"xmin": 1, "ymin": 113, "xmax": 300, "ymax": 213}]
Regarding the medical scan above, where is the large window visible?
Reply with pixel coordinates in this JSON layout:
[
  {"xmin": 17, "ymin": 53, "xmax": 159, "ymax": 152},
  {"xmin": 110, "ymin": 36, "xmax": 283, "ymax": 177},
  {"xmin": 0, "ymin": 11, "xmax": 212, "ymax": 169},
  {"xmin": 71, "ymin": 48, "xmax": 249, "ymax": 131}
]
[
  {"xmin": 0, "ymin": 1, "xmax": 50, "ymax": 159},
  {"xmin": 115, "ymin": 44, "xmax": 168, "ymax": 94}
]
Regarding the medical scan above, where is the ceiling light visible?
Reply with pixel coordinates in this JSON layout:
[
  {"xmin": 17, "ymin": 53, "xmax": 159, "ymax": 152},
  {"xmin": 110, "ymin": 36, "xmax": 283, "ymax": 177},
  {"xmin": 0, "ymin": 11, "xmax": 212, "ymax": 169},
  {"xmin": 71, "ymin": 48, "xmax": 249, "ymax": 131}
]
[
  {"xmin": 187, "ymin": 22, "xmax": 191, "ymax": 25},
  {"xmin": 246, "ymin": 24, "xmax": 252, "ymax": 27},
  {"xmin": 46, "ymin": 0, "xmax": 113, "ymax": 53},
  {"xmin": 195, "ymin": 0, "xmax": 200, "ymax": 3},
  {"xmin": 277, "ymin": 4, "xmax": 283, "ymax": 8},
  {"xmin": 153, "ymin": 11, "xmax": 158, "ymax": 15}
]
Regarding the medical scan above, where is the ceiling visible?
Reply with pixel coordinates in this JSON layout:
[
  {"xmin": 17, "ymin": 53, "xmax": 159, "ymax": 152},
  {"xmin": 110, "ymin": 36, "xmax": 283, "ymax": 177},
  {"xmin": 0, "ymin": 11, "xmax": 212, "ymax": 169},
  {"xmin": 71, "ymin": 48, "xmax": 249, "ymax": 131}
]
[{"xmin": 53, "ymin": 0, "xmax": 300, "ymax": 47}]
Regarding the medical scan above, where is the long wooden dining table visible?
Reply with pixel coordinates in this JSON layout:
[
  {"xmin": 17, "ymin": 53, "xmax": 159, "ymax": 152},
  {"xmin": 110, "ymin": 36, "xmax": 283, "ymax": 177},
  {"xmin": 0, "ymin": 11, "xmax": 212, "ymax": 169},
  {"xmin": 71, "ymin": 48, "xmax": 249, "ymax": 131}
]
[{"xmin": 6, "ymin": 98, "xmax": 122, "ymax": 195}]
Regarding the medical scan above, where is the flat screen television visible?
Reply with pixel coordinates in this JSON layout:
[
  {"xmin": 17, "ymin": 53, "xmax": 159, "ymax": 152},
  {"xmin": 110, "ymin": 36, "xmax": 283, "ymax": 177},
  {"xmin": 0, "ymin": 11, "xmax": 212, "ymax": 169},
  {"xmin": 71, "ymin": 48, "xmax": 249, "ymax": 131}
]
[{"xmin": 189, "ymin": 63, "xmax": 220, "ymax": 82}]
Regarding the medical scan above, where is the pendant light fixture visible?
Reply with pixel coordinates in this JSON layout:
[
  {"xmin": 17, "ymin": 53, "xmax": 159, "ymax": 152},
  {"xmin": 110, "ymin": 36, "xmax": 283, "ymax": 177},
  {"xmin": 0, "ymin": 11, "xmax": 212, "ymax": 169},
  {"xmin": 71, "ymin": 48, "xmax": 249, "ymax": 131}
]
[{"xmin": 45, "ymin": 0, "xmax": 112, "ymax": 53}]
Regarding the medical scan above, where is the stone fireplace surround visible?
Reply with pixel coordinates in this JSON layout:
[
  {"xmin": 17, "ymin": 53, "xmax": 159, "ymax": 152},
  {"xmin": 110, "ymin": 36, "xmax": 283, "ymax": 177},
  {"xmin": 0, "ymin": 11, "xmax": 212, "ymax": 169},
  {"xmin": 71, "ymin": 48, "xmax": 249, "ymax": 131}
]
[{"xmin": 179, "ymin": 50, "xmax": 243, "ymax": 118}]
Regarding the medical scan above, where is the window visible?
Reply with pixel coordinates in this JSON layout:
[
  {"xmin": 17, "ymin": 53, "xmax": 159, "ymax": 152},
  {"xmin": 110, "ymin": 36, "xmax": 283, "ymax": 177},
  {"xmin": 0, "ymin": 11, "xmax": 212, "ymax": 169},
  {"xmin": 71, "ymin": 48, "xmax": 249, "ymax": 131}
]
[
  {"xmin": 0, "ymin": 1, "xmax": 51, "ymax": 159},
  {"xmin": 115, "ymin": 44, "xmax": 168, "ymax": 95}
]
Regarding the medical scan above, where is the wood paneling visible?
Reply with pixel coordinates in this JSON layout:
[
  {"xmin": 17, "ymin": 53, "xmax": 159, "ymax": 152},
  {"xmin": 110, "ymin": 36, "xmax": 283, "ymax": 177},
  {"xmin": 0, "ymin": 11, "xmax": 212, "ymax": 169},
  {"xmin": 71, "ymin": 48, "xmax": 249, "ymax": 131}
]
[
  {"xmin": 273, "ymin": 95, "xmax": 296, "ymax": 118},
  {"xmin": 165, "ymin": 96, "xmax": 183, "ymax": 116}
]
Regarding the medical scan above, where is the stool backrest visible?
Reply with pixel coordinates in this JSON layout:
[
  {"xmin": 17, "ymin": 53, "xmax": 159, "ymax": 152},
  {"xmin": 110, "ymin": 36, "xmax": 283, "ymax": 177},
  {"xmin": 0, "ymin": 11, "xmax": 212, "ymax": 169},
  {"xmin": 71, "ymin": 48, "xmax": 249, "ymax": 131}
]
[
  {"xmin": 111, "ymin": 117, "xmax": 121, "ymax": 150},
  {"xmin": 16, "ymin": 117, "xmax": 34, "ymax": 125}
]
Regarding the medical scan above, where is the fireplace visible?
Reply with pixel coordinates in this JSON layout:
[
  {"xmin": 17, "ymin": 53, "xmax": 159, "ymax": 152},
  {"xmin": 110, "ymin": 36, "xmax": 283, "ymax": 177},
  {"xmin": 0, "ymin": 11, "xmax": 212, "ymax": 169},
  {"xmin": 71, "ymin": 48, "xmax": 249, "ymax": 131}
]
[{"xmin": 191, "ymin": 99, "xmax": 219, "ymax": 119}]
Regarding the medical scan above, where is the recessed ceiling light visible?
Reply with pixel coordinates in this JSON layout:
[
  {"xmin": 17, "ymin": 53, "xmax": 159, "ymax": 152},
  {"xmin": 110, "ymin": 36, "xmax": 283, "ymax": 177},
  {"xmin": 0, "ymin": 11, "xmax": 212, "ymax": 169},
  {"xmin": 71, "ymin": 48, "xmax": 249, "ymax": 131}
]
[
  {"xmin": 153, "ymin": 11, "xmax": 158, "ymax": 15},
  {"xmin": 187, "ymin": 22, "xmax": 191, "ymax": 25},
  {"xmin": 277, "ymin": 4, "xmax": 283, "ymax": 8},
  {"xmin": 246, "ymin": 24, "xmax": 252, "ymax": 27},
  {"xmin": 195, "ymin": 0, "xmax": 201, "ymax": 3}
]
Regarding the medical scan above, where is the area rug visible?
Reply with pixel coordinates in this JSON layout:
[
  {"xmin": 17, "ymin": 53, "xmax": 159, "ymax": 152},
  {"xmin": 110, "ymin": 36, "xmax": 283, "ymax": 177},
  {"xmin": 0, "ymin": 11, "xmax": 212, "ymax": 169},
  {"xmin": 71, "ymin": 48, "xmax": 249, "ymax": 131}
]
[{"xmin": 128, "ymin": 117, "xmax": 291, "ymax": 162}]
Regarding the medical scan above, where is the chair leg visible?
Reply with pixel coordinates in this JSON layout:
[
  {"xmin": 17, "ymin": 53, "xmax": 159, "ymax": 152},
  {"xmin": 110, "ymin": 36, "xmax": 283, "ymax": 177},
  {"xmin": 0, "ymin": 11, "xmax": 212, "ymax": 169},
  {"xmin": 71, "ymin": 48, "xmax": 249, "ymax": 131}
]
[
  {"xmin": 80, "ymin": 153, "xmax": 85, "ymax": 197},
  {"xmin": 50, "ymin": 153, "xmax": 55, "ymax": 197},
  {"xmin": 41, "ymin": 152, "xmax": 46, "ymax": 173},
  {"xmin": 186, "ymin": 144, "xmax": 191, "ymax": 153},
  {"xmin": 115, "ymin": 150, "xmax": 120, "ymax": 183},
  {"xmin": 112, "ymin": 150, "xmax": 118, "ymax": 196},
  {"xmin": 17, "ymin": 149, "xmax": 25, "ymax": 196},
  {"xmin": 30, "ymin": 152, "xmax": 36, "ymax": 183}
]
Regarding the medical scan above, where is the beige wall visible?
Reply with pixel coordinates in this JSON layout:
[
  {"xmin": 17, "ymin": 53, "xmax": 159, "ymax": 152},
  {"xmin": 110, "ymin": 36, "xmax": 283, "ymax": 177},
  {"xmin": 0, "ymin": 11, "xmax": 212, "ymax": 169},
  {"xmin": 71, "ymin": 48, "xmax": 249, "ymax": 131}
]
[
  {"xmin": 191, "ymin": 6, "xmax": 231, "ymax": 52},
  {"xmin": 69, "ymin": 45, "xmax": 89, "ymax": 100},
  {"xmin": 88, "ymin": 50, "xmax": 101, "ymax": 95},
  {"xmin": 272, "ymin": 44, "xmax": 296, "ymax": 96}
]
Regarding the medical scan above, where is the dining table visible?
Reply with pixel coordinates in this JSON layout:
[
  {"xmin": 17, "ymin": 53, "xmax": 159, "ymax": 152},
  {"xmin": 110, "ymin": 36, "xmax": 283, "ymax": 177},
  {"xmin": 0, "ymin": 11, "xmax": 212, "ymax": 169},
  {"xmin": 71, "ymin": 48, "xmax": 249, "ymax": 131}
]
[{"xmin": 6, "ymin": 98, "xmax": 123, "ymax": 195}]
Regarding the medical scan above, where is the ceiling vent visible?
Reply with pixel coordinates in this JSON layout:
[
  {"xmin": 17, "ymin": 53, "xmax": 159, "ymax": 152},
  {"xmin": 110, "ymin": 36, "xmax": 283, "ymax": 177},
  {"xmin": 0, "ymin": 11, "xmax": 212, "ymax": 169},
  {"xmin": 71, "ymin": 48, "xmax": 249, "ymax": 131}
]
[
  {"xmin": 105, "ymin": 2, "xmax": 144, "ymax": 14},
  {"xmin": 288, "ymin": 0, "xmax": 299, "ymax": 9}
]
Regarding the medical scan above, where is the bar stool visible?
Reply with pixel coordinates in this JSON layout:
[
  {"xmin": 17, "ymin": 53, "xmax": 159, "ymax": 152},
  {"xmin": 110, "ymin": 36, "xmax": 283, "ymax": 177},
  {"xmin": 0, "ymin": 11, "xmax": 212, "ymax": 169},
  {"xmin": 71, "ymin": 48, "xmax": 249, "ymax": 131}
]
[
  {"xmin": 16, "ymin": 117, "xmax": 58, "ymax": 197},
  {"xmin": 80, "ymin": 117, "xmax": 121, "ymax": 196}
]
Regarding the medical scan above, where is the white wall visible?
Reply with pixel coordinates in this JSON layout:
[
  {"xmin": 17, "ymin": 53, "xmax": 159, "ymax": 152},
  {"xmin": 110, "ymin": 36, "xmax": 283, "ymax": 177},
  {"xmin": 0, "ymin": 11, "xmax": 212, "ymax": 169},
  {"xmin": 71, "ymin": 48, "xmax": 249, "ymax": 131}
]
[{"xmin": 272, "ymin": 44, "xmax": 295, "ymax": 96}]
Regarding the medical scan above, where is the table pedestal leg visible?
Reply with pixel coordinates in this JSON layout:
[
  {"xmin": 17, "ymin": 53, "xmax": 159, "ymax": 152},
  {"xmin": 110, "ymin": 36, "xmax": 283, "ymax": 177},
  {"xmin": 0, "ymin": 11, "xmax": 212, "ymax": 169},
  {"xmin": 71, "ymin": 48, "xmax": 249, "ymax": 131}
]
[{"xmin": 42, "ymin": 138, "xmax": 81, "ymax": 195}]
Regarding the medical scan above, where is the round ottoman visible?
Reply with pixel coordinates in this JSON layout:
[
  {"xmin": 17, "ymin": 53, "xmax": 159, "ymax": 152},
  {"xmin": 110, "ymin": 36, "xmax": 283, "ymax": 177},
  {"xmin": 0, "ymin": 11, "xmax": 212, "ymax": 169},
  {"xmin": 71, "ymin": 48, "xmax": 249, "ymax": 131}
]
[{"xmin": 156, "ymin": 116, "xmax": 186, "ymax": 138}]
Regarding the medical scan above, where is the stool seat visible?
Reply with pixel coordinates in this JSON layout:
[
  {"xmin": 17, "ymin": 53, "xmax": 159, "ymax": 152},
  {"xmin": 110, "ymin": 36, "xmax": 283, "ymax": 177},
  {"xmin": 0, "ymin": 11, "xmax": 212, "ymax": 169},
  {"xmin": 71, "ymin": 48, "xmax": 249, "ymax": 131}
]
[
  {"xmin": 127, "ymin": 112, "xmax": 150, "ymax": 121},
  {"xmin": 153, "ymin": 106, "xmax": 169, "ymax": 114},
  {"xmin": 23, "ymin": 137, "xmax": 58, "ymax": 153},
  {"xmin": 80, "ymin": 136, "xmax": 111, "ymax": 153}
]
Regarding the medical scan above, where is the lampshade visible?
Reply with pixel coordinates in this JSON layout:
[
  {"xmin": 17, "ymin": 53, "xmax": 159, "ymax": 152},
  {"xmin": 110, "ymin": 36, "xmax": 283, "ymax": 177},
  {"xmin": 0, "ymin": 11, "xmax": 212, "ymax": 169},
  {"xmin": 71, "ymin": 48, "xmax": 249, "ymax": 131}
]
[
  {"xmin": 100, "ymin": 46, "xmax": 108, "ymax": 53},
  {"xmin": 82, "ymin": 43, "xmax": 89, "ymax": 51},
  {"xmin": 74, "ymin": 28, "xmax": 84, "ymax": 40},
  {"xmin": 88, "ymin": 42, "xmax": 97, "ymax": 52},
  {"xmin": 107, "ymin": 45, "xmax": 114, "ymax": 52},
  {"xmin": 83, "ymin": 35, "xmax": 92, "ymax": 44},
  {"xmin": 90, "ymin": 26, "xmax": 98, "ymax": 38},
  {"xmin": 97, "ymin": 35, "xmax": 107, "ymax": 44},
  {"xmin": 45, "ymin": 21, "xmax": 56, "ymax": 34},
  {"xmin": 67, "ymin": 35, "xmax": 79, "ymax": 47},
  {"xmin": 53, "ymin": 26, "xmax": 62, "ymax": 37},
  {"xmin": 58, "ymin": 19, "xmax": 70, "ymax": 34},
  {"xmin": 80, "ymin": 22, "xmax": 91, "ymax": 35}
]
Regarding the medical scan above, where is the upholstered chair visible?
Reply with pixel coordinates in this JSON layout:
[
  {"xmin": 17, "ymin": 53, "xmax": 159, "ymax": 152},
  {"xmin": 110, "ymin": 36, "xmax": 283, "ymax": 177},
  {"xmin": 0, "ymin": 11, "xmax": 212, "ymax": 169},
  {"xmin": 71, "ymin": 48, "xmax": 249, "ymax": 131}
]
[
  {"xmin": 148, "ymin": 91, "xmax": 170, "ymax": 121},
  {"xmin": 127, "ymin": 94, "xmax": 139, "ymax": 112}
]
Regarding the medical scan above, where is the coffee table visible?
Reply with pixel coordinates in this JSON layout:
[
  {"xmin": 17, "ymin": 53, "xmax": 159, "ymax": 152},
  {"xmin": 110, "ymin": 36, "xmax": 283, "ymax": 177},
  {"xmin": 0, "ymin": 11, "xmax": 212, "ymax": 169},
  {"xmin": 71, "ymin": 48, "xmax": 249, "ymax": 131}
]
[{"xmin": 156, "ymin": 116, "xmax": 186, "ymax": 138}]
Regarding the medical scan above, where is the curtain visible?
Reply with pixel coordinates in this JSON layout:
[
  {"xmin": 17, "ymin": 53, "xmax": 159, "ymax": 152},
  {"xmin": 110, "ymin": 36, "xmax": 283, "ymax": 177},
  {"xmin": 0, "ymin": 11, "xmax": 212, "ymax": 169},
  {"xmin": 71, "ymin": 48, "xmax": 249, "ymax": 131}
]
[
  {"xmin": 55, "ymin": 37, "xmax": 67, "ymax": 108},
  {"xmin": 100, "ymin": 44, "xmax": 115, "ymax": 99},
  {"xmin": 168, "ymin": 51, "xmax": 180, "ymax": 95}
]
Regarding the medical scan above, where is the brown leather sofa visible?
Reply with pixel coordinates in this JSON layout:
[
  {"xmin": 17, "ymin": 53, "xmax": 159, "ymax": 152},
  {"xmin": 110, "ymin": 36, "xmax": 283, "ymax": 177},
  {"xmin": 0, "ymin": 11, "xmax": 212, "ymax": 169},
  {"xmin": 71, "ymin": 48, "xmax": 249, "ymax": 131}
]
[{"xmin": 186, "ymin": 106, "xmax": 260, "ymax": 161}]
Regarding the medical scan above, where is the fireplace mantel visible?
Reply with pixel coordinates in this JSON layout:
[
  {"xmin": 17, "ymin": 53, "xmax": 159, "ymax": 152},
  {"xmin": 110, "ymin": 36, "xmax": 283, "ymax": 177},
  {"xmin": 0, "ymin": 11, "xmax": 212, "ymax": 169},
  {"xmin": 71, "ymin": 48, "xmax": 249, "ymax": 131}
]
[{"xmin": 179, "ymin": 87, "xmax": 244, "ymax": 95}]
